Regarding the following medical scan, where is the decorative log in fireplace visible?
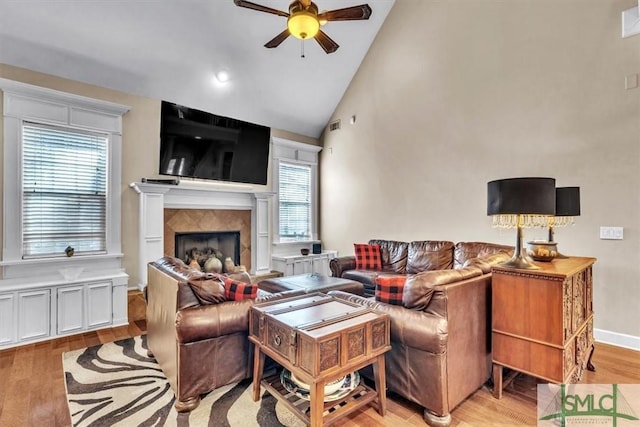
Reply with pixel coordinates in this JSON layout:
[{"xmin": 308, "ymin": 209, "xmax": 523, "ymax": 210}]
[{"xmin": 175, "ymin": 231, "xmax": 241, "ymax": 273}]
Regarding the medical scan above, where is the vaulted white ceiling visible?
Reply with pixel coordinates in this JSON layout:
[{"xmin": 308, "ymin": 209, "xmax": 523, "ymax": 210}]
[{"xmin": 0, "ymin": 0, "xmax": 395, "ymax": 138}]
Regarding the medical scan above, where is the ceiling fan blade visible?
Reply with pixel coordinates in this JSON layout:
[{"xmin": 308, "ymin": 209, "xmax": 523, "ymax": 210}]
[
  {"xmin": 265, "ymin": 29, "xmax": 291, "ymax": 48},
  {"xmin": 318, "ymin": 4, "xmax": 372, "ymax": 21},
  {"xmin": 233, "ymin": 0, "xmax": 289, "ymax": 17},
  {"xmin": 314, "ymin": 30, "xmax": 339, "ymax": 54}
]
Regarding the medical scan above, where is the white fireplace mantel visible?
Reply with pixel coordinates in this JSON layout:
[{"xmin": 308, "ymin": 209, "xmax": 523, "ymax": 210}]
[{"xmin": 129, "ymin": 181, "xmax": 274, "ymax": 289}]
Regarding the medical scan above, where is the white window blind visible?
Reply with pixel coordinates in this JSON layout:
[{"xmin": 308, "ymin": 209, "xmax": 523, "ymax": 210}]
[
  {"xmin": 22, "ymin": 122, "xmax": 108, "ymax": 258},
  {"xmin": 279, "ymin": 162, "xmax": 311, "ymax": 239}
]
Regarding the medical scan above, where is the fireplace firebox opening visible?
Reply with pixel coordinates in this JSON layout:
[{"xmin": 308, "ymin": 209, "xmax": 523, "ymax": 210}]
[{"xmin": 175, "ymin": 231, "xmax": 241, "ymax": 273}]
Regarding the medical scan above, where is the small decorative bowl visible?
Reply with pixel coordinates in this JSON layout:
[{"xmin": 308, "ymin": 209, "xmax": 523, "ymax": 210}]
[
  {"xmin": 527, "ymin": 241, "xmax": 558, "ymax": 262},
  {"xmin": 290, "ymin": 371, "xmax": 346, "ymax": 395},
  {"xmin": 300, "ymin": 248, "xmax": 310, "ymax": 256}
]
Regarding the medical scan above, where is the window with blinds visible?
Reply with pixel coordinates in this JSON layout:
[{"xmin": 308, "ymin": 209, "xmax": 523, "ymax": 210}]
[
  {"xmin": 278, "ymin": 162, "xmax": 311, "ymax": 240},
  {"xmin": 22, "ymin": 122, "xmax": 108, "ymax": 258}
]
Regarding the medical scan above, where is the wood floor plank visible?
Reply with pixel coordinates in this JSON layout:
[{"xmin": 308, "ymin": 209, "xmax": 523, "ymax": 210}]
[
  {"xmin": 10, "ymin": 345, "xmax": 35, "ymax": 381},
  {"xmin": 82, "ymin": 331, "xmax": 101, "ymax": 349},
  {"xmin": 96, "ymin": 328, "xmax": 116, "ymax": 344},
  {"xmin": 0, "ymin": 347, "xmax": 17, "ymax": 417},
  {"xmin": 0, "ymin": 377, "xmax": 31, "ymax": 427}
]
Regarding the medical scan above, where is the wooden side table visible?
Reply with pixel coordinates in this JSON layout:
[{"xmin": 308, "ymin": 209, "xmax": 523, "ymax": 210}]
[
  {"xmin": 491, "ymin": 257, "xmax": 596, "ymax": 398},
  {"xmin": 249, "ymin": 293, "xmax": 391, "ymax": 426}
]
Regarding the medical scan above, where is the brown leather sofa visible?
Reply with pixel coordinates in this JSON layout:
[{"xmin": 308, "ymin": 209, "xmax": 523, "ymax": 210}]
[
  {"xmin": 146, "ymin": 256, "xmax": 303, "ymax": 412},
  {"xmin": 329, "ymin": 241, "xmax": 513, "ymax": 426},
  {"xmin": 330, "ymin": 240, "xmax": 513, "ymax": 296}
]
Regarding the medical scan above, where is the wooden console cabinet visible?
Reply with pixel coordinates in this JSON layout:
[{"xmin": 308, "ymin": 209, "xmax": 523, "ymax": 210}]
[{"xmin": 491, "ymin": 257, "xmax": 596, "ymax": 398}]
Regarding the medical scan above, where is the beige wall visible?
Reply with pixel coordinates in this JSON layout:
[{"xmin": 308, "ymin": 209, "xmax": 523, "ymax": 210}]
[
  {"xmin": 0, "ymin": 64, "xmax": 318, "ymax": 287},
  {"xmin": 321, "ymin": 0, "xmax": 640, "ymax": 340}
]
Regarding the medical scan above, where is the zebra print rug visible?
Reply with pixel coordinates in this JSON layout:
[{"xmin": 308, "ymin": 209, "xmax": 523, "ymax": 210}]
[{"xmin": 63, "ymin": 335, "xmax": 304, "ymax": 426}]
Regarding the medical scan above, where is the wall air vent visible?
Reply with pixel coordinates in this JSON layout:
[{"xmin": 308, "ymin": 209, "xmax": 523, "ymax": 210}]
[{"xmin": 328, "ymin": 119, "xmax": 341, "ymax": 132}]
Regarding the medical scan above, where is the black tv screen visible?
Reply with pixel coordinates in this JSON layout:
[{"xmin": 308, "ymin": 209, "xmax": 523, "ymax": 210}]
[{"xmin": 159, "ymin": 101, "xmax": 271, "ymax": 185}]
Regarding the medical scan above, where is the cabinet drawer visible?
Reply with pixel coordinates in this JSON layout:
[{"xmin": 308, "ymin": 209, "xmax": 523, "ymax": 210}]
[
  {"xmin": 266, "ymin": 321, "xmax": 297, "ymax": 363},
  {"xmin": 493, "ymin": 332, "xmax": 564, "ymax": 383}
]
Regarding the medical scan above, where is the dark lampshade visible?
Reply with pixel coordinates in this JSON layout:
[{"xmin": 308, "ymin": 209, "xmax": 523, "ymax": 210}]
[
  {"xmin": 487, "ymin": 177, "xmax": 556, "ymax": 216},
  {"xmin": 548, "ymin": 186, "xmax": 581, "ymax": 257},
  {"xmin": 487, "ymin": 177, "xmax": 556, "ymax": 270},
  {"xmin": 555, "ymin": 187, "xmax": 580, "ymax": 217}
]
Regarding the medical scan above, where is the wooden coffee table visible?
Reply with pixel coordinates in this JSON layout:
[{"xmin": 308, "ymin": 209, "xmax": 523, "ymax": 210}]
[{"xmin": 249, "ymin": 293, "xmax": 391, "ymax": 426}]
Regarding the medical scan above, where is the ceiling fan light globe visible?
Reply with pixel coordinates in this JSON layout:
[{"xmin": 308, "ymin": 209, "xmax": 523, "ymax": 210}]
[{"xmin": 287, "ymin": 12, "xmax": 320, "ymax": 40}]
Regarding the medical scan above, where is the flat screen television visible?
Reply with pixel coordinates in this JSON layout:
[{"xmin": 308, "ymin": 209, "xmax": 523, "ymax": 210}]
[{"xmin": 159, "ymin": 101, "xmax": 271, "ymax": 185}]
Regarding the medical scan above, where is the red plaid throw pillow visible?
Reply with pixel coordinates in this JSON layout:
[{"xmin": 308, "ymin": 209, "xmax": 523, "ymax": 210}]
[
  {"xmin": 223, "ymin": 277, "xmax": 258, "ymax": 301},
  {"xmin": 354, "ymin": 243, "xmax": 382, "ymax": 270},
  {"xmin": 375, "ymin": 276, "xmax": 406, "ymax": 306}
]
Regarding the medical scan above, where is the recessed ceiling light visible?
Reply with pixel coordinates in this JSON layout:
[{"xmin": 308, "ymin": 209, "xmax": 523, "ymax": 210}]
[{"xmin": 215, "ymin": 70, "xmax": 230, "ymax": 83}]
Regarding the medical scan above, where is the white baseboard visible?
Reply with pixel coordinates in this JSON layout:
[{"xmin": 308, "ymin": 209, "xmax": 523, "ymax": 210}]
[{"xmin": 594, "ymin": 328, "xmax": 640, "ymax": 351}]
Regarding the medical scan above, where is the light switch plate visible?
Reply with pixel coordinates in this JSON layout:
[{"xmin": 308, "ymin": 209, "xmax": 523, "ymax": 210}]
[{"xmin": 600, "ymin": 226, "xmax": 624, "ymax": 240}]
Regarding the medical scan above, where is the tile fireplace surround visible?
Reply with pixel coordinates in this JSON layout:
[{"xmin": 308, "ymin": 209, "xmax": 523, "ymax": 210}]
[{"xmin": 130, "ymin": 181, "xmax": 273, "ymax": 289}]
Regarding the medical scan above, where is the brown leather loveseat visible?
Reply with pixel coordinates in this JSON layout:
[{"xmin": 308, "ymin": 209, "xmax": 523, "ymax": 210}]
[
  {"xmin": 146, "ymin": 256, "xmax": 302, "ymax": 412},
  {"xmin": 329, "ymin": 241, "xmax": 513, "ymax": 426}
]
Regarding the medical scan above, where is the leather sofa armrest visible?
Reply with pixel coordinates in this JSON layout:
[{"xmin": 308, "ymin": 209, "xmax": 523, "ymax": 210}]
[
  {"xmin": 329, "ymin": 256, "xmax": 356, "ymax": 277},
  {"xmin": 328, "ymin": 291, "xmax": 447, "ymax": 354},
  {"xmin": 176, "ymin": 299, "xmax": 253, "ymax": 343}
]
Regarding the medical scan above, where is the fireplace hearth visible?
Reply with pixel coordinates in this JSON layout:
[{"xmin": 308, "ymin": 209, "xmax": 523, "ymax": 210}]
[{"xmin": 175, "ymin": 231, "xmax": 240, "ymax": 273}]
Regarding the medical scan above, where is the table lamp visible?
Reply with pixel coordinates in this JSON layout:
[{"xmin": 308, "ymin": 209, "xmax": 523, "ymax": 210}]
[
  {"xmin": 548, "ymin": 186, "xmax": 580, "ymax": 258},
  {"xmin": 487, "ymin": 177, "xmax": 556, "ymax": 269}
]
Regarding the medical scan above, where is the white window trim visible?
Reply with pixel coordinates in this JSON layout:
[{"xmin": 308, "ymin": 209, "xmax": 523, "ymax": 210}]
[
  {"xmin": 271, "ymin": 137, "xmax": 322, "ymax": 245},
  {"xmin": 0, "ymin": 78, "xmax": 130, "ymax": 278}
]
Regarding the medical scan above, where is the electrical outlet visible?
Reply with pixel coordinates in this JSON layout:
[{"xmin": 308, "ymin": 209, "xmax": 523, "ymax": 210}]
[{"xmin": 600, "ymin": 226, "xmax": 624, "ymax": 240}]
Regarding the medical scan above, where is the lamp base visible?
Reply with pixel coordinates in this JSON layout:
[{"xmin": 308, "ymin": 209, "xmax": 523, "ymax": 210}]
[{"xmin": 499, "ymin": 253, "xmax": 540, "ymax": 270}]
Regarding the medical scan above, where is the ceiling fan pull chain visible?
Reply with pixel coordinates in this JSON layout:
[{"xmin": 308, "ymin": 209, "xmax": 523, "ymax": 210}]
[{"xmin": 301, "ymin": 40, "xmax": 305, "ymax": 58}]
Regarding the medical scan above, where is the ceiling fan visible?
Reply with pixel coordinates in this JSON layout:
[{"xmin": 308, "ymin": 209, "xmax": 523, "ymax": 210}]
[{"xmin": 234, "ymin": 0, "xmax": 372, "ymax": 54}]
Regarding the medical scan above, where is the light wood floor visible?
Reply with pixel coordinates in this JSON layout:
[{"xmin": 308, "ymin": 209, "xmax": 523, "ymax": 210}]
[{"xmin": 0, "ymin": 294, "xmax": 638, "ymax": 426}]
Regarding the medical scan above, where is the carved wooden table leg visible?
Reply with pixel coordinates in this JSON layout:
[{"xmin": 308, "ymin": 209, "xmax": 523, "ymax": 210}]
[
  {"xmin": 587, "ymin": 343, "xmax": 596, "ymax": 371},
  {"xmin": 252, "ymin": 345, "xmax": 265, "ymax": 402},
  {"xmin": 373, "ymin": 353, "xmax": 387, "ymax": 416},
  {"xmin": 492, "ymin": 364, "xmax": 503, "ymax": 399}
]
